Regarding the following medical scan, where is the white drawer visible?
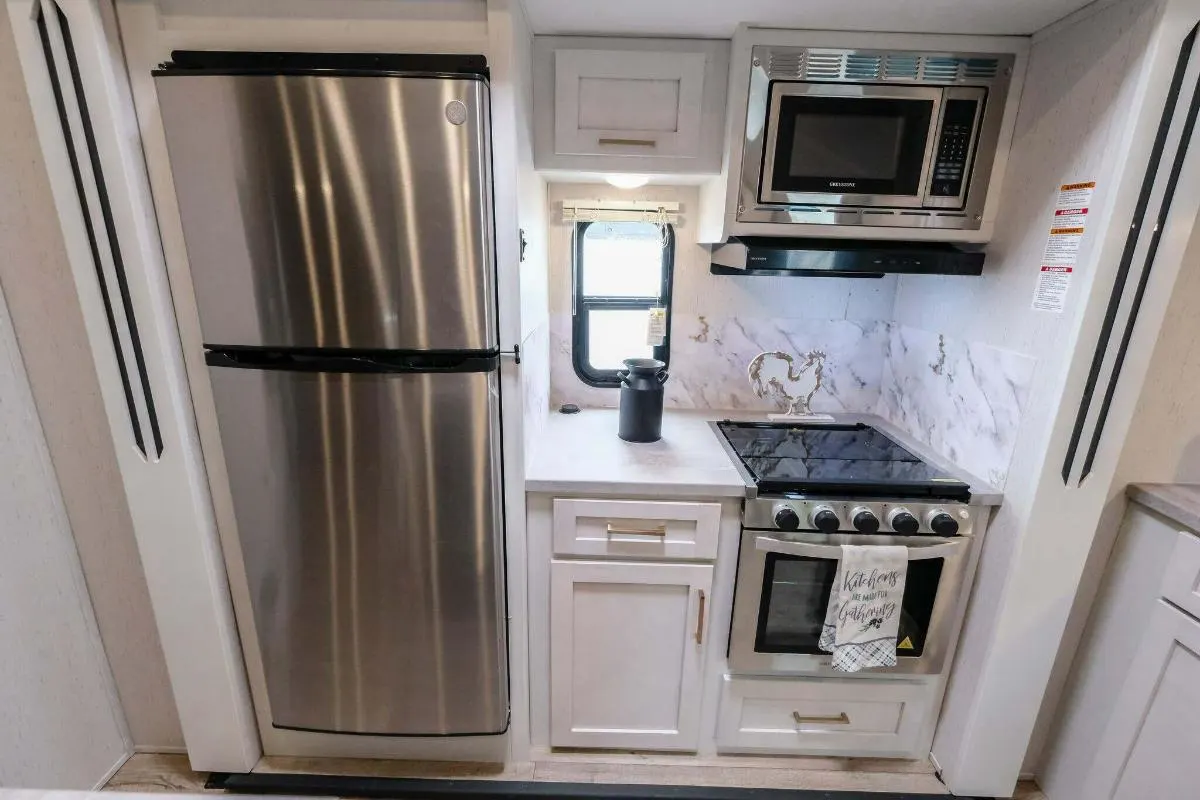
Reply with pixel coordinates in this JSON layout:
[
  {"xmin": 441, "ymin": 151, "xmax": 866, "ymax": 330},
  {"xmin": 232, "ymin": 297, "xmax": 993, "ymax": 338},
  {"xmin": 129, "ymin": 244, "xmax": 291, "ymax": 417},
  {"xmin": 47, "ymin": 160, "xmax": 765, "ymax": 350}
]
[
  {"xmin": 1161, "ymin": 529, "xmax": 1200, "ymax": 618},
  {"xmin": 552, "ymin": 499, "xmax": 721, "ymax": 560},
  {"xmin": 716, "ymin": 675, "xmax": 934, "ymax": 757}
]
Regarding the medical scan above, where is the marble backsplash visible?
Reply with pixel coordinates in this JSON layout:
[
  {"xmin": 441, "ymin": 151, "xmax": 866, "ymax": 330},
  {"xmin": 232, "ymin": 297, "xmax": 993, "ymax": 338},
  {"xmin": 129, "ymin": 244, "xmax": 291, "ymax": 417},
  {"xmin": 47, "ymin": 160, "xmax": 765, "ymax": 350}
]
[
  {"xmin": 521, "ymin": 320, "xmax": 551, "ymax": 460},
  {"xmin": 875, "ymin": 325, "xmax": 1038, "ymax": 487},
  {"xmin": 549, "ymin": 313, "xmax": 886, "ymax": 413},
  {"xmin": 546, "ymin": 313, "xmax": 1036, "ymax": 487}
]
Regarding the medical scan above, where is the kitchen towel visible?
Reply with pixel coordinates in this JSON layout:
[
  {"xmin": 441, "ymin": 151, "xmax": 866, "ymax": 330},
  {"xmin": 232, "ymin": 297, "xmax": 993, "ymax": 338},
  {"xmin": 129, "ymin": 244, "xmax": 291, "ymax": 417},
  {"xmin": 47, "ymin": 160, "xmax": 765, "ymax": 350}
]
[{"xmin": 819, "ymin": 545, "xmax": 909, "ymax": 672}]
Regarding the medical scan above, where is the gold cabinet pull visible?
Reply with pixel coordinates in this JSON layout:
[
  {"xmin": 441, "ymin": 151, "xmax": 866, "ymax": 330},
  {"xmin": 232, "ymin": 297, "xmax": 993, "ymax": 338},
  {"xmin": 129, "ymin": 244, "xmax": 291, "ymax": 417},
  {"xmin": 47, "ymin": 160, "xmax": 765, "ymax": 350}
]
[
  {"xmin": 793, "ymin": 711, "xmax": 851, "ymax": 725},
  {"xmin": 695, "ymin": 589, "xmax": 706, "ymax": 644},
  {"xmin": 606, "ymin": 523, "xmax": 667, "ymax": 536},
  {"xmin": 598, "ymin": 137, "xmax": 658, "ymax": 147}
]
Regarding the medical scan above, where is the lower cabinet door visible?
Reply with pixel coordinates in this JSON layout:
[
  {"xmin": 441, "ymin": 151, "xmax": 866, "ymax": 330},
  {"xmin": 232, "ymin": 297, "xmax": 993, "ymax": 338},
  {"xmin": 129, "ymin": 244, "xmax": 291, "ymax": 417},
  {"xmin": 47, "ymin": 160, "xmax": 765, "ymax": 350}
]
[
  {"xmin": 550, "ymin": 559, "xmax": 713, "ymax": 750},
  {"xmin": 1084, "ymin": 600, "xmax": 1200, "ymax": 799}
]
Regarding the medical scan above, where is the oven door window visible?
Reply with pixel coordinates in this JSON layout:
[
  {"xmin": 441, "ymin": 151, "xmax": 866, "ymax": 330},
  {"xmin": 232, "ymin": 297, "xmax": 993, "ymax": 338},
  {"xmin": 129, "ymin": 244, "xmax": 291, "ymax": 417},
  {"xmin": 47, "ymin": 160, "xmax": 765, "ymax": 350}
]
[
  {"xmin": 755, "ymin": 554, "xmax": 943, "ymax": 657},
  {"xmin": 765, "ymin": 95, "xmax": 935, "ymax": 199}
]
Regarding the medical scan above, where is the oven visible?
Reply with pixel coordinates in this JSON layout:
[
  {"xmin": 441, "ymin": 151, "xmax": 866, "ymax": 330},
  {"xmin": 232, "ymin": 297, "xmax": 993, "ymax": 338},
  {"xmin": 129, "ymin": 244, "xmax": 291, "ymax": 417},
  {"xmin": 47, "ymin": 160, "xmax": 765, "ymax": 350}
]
[
  {"xmin": 737, "ymin": 45, "xmax": 1015, "ymax": 232},
  {"xmin": 728, "ymin": 510, "xmax": 974, "ymax": 676}
]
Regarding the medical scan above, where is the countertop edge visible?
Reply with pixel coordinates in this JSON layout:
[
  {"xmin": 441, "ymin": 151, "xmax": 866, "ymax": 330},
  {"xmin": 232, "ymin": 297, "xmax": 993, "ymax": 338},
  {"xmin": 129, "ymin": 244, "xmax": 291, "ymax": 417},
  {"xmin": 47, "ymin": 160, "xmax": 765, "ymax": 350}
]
[
  {"xmin": 1127, "ymin": 483, "xmax": 1200, "ymax": 531},
  {"xmin": 524, "ymin": 409, "xmax": 1005, "ymax": 506},
  {"xmin": 525, "ymin": 479, "xmax": 747, "ymax": 499}
]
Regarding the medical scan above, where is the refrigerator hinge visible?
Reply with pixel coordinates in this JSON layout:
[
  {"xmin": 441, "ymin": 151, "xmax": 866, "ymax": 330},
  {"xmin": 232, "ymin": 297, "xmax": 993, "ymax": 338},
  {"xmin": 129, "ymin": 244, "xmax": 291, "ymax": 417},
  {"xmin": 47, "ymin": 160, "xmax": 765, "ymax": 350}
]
[{"xmin": 500, "ymin": 344, "xmax": 521, "ymax": 365}]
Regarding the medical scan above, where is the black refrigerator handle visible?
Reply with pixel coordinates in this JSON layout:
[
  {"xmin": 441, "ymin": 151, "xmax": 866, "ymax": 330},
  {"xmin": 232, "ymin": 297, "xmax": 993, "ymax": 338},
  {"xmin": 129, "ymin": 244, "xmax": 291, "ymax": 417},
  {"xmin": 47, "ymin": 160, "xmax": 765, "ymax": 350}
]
[{"xmin": 204, "ymin": 347, "xmax": 500, "ymax": 374}]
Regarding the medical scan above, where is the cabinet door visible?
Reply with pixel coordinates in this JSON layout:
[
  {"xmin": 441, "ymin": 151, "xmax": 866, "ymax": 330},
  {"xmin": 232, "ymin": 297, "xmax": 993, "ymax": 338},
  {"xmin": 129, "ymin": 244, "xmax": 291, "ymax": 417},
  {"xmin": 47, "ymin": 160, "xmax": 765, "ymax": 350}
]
[
  {"xmin": 554, "ymin": 49, "xmax": 707, "ymax": 160},
  {"xmin": 550, "ymin": 559, "xmax": 712, "ymax": 750},
  {"xmin": 1084, "ymin": 600, "xmax": 1200, "ymax": 799}
]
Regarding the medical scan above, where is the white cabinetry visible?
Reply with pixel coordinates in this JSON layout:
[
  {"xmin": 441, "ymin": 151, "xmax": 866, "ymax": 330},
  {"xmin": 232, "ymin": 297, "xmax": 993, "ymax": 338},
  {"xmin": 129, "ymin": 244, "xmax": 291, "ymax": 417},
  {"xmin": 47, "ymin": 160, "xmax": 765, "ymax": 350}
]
[
  {"xmin": 1084, "ymin": 600, "xmax": 1200, "ymax": 799},
  {"xmin": 1041, "ymin": 498, "xmax": 1200, "ymax": 800},
  {"xmin": 717, "ymin": 676, "xmax": 934, "ymax": 758},
  {"xmin": 552, "ymin": 498, "xmax": 721, "ymax": 560},
  {"xmin": 533, "ymin": 37, "xmax": 730, "ymax": 175},
  {"xmin": 550, "ymin": 559, "xmax": 713, "ymax": 750}
]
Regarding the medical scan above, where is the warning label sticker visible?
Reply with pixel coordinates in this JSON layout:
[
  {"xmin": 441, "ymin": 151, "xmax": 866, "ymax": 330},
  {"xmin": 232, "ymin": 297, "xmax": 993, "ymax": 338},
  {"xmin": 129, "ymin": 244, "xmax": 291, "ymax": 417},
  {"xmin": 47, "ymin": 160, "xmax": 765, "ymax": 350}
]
[
  {"xmin": 898, "ymin": 636, "xmax": 914, "ymax": 651},
  {"xmin": 1033, "ymin": 181, "xmax": 1096, "ymax": 313}
]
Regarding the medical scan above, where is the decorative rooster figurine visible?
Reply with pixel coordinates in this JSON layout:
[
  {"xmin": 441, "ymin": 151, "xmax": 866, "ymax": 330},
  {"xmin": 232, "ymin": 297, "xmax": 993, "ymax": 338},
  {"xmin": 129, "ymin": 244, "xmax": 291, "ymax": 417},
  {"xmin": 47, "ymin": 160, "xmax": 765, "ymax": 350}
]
[{"xmin": 747, "ymin": 350, "xmax": 834, "ymax": 421}]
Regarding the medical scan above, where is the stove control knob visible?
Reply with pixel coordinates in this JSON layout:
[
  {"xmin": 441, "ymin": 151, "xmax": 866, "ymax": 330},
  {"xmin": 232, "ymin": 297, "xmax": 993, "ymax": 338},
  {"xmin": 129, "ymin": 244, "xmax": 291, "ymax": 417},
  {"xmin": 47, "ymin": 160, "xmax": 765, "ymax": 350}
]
[
  {"xmin": 927, "ymin": 509, "xmax": 960, "ymax": 537},
  {"xmin": 851, "ymin": 506, "xmax": 880, "ymax": 534},
  {"xmin": 810, "ymin": 505, "xmax": 841, "ymax": 533},
  {"xmin": 773, "ymin": 504, "xmax": 801, "ymax": 531},
  {"xmin": 888, "ymin": 507, "xmax": 921, "ymax": 535}
]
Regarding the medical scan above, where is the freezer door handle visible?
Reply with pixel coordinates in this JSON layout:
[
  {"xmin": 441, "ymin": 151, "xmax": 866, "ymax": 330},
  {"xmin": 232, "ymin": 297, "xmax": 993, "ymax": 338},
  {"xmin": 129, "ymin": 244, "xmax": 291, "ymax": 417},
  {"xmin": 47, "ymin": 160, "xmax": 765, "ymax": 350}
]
[{"xmin": 204, "ymin": 347, "xmax": 500, "ymax": 374}]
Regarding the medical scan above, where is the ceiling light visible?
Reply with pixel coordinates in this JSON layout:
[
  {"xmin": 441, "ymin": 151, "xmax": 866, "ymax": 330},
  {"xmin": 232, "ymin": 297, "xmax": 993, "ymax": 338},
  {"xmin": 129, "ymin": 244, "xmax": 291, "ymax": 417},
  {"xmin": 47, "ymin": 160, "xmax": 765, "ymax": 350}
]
[{"xmin": 605, "ymin": 174, "xmax": 650, "ymax": 189}]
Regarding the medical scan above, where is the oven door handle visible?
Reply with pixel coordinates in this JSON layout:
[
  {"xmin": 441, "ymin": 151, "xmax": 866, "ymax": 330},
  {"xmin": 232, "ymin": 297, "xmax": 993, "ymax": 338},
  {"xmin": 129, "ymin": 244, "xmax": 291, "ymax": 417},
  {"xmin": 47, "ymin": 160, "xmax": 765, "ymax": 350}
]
[{"xmin": 754, "ymin": 536, "xmax": 967, "ymax": 561}]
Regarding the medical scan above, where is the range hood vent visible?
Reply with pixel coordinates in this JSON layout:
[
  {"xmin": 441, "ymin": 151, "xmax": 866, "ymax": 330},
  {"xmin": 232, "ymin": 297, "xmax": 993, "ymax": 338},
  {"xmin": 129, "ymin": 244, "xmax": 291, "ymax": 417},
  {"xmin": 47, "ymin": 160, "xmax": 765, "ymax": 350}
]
[{"xmin": 709, "ymin": 237, "xmax": 985, "ymax": 278}]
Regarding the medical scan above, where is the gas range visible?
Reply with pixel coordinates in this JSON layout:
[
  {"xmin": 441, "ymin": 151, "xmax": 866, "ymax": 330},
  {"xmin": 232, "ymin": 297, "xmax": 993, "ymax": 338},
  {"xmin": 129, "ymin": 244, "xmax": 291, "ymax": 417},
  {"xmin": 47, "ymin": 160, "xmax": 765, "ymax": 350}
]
[{"xmin": 714, "ymin": 420, "xmax": 973, "ymax": 535}]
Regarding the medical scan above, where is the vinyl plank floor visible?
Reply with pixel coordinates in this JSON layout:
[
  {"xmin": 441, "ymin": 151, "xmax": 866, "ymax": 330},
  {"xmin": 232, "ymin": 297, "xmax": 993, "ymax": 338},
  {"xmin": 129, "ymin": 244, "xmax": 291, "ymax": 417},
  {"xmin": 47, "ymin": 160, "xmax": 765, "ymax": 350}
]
[{"xmin": 103, "ymin": 751, "xmax": 1047, "ymax": 798}]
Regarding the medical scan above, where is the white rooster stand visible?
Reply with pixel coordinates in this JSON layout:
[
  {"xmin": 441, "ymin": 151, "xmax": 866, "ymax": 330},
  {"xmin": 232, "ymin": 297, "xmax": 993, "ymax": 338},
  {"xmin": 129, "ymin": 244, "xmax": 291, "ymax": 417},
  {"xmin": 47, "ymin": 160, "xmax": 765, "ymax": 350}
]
[{"xmin": 747, "ymin": 350, "xmax": 835, "ymax": 422}]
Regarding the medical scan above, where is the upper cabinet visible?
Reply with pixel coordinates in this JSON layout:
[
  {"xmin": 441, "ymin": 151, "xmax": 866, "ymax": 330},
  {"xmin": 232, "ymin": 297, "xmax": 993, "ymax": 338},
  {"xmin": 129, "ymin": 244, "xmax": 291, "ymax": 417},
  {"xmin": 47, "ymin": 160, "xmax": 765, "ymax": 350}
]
[{"xmin": 533, "ymin": 37, "xmax": 730, "ymax": 176}]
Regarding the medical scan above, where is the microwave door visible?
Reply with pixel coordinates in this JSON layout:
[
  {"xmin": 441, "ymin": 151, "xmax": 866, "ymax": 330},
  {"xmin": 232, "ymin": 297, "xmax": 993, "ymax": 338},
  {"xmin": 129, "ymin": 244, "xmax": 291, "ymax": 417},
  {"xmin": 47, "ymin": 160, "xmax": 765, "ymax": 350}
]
[{"xmin": 760, "ymin": 83, "xmax": 943, "ymax": 209}]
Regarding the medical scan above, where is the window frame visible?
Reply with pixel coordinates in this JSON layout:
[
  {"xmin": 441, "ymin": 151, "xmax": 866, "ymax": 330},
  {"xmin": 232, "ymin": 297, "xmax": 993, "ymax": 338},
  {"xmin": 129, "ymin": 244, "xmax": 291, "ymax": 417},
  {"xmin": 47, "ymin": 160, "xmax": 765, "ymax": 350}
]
[{"xmin": 571, "ymin": 220, "xmax": 676, "ymax": 388}]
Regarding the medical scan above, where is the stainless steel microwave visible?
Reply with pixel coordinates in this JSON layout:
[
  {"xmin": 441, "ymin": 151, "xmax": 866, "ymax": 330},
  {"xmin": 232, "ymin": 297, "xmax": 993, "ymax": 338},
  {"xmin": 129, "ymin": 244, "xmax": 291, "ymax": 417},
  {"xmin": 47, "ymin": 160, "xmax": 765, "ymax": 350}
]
[{"xmin": 737, "ymin": 46, "xmax": 1016, "ymax": 233}]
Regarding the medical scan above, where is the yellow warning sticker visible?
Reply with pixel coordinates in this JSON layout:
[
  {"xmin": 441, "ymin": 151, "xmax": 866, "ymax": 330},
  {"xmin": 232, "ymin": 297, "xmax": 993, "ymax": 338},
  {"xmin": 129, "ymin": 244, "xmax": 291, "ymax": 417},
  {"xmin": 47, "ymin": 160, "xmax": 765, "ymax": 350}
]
[{"xmin": 898, "ymin": 636, "xmax": 914, "ymax": 650}]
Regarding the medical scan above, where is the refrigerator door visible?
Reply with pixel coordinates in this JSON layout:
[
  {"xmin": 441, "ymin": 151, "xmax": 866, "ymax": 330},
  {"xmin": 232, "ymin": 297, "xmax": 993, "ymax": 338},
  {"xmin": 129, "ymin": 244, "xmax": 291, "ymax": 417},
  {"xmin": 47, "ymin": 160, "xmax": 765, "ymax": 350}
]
[
  {"xmin": 155, "ymin": 72, "xmax": 496, "ymax": 351},
  {"xmin": 206, "ymin": 362, "xmax": 507, "ymax": 735}
]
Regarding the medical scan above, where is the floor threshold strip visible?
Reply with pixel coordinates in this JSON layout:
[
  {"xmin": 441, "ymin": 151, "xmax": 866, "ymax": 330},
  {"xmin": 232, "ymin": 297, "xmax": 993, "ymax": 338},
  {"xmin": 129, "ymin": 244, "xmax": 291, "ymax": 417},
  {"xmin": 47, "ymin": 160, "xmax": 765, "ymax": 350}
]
[{"xmin": 206, "ymin": 771, "xmax": 973, "ymax": 800}]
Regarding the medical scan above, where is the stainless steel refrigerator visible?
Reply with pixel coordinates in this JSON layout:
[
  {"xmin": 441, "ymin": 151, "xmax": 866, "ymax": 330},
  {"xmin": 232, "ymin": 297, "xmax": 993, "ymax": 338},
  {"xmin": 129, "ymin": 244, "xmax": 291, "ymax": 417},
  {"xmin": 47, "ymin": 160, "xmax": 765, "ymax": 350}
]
[{"xmin": 154, "ymin": 52, "xmax": 507, "ymax": 737}]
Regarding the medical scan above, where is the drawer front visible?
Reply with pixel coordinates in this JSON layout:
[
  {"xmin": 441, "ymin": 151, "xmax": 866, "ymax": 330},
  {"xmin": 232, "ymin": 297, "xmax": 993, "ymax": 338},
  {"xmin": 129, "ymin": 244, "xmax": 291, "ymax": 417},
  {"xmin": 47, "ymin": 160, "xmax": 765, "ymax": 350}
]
[
  {"xmin": 716, "ymin": 675, "xmax": 933, "ymax": 757},
  {"xmin": 1162, "ymin": 529, "xmax": 1200, "ymax": 618},
  {"xmin": 552, "ymin": 499, "xmax": 721, "ymax": 560}
]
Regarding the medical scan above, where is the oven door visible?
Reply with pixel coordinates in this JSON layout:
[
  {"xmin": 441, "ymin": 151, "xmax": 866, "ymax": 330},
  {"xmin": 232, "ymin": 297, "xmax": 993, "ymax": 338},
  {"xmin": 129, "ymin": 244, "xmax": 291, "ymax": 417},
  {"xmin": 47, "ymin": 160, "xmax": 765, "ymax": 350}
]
[
  {"xmin": 728, "ymin": 530, "xmax": 971, "ymax": 675},
  {"xmin": 760, "ymin": 83, "xmax": 943, "ymax": 208}
]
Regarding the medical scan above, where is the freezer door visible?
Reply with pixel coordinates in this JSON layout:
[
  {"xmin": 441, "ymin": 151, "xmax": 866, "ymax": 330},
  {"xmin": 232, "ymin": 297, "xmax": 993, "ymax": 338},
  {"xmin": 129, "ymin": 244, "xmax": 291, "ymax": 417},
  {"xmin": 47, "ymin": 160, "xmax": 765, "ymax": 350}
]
[
  {"xmin": 155, "ymin": 73, "xmax": 496, "ymax": 351},
  {"xmin": 206, "ymin": 364, "xmax": 507, "ymax": 735}
]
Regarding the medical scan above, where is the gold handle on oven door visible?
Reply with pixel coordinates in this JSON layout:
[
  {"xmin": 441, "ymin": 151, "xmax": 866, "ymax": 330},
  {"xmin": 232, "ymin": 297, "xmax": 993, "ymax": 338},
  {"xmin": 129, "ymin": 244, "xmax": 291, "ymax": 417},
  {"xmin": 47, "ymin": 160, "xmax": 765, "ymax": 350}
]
[
  {"xmin": 695, "ymin": 589, "xmax": 706, "ymax": 645},
  {"xmin": 606, "ymin": 523, "xmax": 667, "ymax": 536},
  {"xmin": 598, "ymin": 137, "xmax": 658, "ymax": 147},
  {"xmin": 792, "ymin": 711, "xmax": 851, "ymax": 725}
]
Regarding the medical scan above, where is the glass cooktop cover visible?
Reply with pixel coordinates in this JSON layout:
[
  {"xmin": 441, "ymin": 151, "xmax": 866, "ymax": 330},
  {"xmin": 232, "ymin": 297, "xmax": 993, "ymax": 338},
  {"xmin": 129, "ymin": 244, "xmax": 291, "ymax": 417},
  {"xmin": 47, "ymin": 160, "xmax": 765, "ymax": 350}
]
[{"xmin": 717, "ymin": 421, "xmax": 971, "ymax": 499}]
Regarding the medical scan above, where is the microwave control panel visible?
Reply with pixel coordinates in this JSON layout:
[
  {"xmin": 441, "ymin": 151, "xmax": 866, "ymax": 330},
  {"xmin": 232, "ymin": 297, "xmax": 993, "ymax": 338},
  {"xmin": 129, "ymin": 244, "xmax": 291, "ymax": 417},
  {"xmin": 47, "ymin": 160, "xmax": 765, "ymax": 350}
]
[{"xmin": 931, "ymin": 98, "xmax": 983, "ymax": 199}]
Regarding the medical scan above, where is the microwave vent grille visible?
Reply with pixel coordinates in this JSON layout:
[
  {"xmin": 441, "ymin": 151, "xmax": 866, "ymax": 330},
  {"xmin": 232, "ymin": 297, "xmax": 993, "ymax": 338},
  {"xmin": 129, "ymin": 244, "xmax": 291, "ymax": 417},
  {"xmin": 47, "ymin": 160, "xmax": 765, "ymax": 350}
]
[{"xmin": 766, "ymin": 50, "xmax": 1001, "ymax": 83}]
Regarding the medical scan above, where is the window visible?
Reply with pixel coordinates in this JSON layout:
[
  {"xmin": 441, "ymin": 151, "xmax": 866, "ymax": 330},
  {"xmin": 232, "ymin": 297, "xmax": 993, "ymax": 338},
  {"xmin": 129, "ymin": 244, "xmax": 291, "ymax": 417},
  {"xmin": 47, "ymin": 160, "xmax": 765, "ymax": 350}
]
[{"xmin": 571, "ymin": 220, "xmax": 675, "ymax": 387}]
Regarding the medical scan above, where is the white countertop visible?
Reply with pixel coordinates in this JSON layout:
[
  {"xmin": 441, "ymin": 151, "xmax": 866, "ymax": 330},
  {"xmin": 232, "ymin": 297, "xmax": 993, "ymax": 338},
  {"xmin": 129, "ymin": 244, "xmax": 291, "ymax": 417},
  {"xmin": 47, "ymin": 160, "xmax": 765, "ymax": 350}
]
[
  {"xmin": 525, "ymin": 409, "xmax": 1003, "ymax": 505},
  {"xmin": 1128, "ymin": 483, "xmax": 1200, "ymax": 531},
  {"xmin": 525, "ymin": 409, "xmax": 746, "ymax": 499}
]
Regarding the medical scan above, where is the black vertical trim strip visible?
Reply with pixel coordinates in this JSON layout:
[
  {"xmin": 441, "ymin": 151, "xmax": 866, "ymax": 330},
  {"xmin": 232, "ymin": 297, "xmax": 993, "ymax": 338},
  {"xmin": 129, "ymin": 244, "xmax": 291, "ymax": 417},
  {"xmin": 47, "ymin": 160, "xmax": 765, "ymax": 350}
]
[
  {"xmin": 55, "ymin": 4, "xmax": 164, "ymax": 457},
  {"xmin": 1061, "ymin": 24, "xmax": 1199, "ymax": 484},
  {"xmin": 36, "ymin": 7, "xmax": 147, "ymax": 458},
  {"xmin": 1080, "ymin": 30, "xmax": 1200, "ymax": 480}
]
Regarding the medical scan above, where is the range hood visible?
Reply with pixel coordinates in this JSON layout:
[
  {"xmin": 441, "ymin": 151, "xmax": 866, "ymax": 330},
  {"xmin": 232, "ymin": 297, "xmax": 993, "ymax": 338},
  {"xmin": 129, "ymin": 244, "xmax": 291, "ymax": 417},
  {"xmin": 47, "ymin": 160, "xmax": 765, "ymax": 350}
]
[{"xmin": 709, "ymin": 237, "xmax": 985, "ymax": 278}]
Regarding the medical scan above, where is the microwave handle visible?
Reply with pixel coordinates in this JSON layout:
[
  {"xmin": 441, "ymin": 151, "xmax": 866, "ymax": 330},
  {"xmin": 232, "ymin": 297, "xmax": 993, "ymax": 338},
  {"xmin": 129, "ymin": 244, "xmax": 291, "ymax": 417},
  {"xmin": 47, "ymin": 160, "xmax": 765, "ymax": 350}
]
[{"xmin": 754, "ymin": 535, "xmax": 966, "ymax": 561}]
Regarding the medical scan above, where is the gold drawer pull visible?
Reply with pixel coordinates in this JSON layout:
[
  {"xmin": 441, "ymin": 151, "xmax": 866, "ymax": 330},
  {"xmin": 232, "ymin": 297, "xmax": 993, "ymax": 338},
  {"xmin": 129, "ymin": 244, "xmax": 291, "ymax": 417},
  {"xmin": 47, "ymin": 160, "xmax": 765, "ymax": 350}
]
[
  {"xmin": 793, "ymin": 711, "xmax": 851, "ymax": 725},
  {"xmin": 606, "ymin": 523, "xmax": 667, "ymax": 536},
  {"xmin": 695, "ymin": 589, "xmax": 706, "ymax": 645},
  {"xmin": 598, "ymin": 137, "xmax": 658, "ymax": 148}
]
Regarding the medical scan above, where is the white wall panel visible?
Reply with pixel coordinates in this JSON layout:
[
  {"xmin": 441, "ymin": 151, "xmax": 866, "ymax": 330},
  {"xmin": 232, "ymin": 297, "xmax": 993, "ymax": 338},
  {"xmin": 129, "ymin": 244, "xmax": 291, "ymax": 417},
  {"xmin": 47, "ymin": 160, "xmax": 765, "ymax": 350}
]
[
  {"xmin": 0, "ymin": 7, "xmax": 180, "ymax": 752},
  {"xmin": 928, "ymin": 0, "xmax": 1200, "ymax": 794},
  {"xmin": 0, "ymin": 277, "xmax": 129, "ymax": 789}
]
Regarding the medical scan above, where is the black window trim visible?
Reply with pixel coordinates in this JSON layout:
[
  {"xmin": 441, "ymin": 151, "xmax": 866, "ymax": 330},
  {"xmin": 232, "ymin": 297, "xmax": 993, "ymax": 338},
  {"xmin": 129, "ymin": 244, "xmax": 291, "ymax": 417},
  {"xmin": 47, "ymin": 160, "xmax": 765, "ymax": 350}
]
[{"xmin": 571, "ymin": 220, "xmax": 675, "ymax": 388}]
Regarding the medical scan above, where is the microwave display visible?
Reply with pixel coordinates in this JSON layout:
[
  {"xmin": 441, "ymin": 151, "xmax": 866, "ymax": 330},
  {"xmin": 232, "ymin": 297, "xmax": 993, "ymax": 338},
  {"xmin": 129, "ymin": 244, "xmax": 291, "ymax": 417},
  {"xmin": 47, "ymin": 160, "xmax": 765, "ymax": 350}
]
[{"xmin": 768, "ymin": 94, "xmax": 936, "ymax": 198}]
